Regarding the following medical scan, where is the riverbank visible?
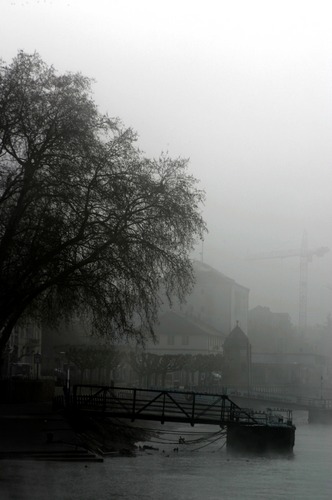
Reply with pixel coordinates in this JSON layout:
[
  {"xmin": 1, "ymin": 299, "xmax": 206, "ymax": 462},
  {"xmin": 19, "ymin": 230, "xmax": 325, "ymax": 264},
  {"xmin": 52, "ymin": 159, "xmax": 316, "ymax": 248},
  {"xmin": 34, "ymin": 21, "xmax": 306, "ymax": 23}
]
[
  {"xmin": 66, "ymin": 411, "xmax": 155, "ymax": 456},
  {"xmin": 0, "ymin": 402, "xmax": 153, "ymax": 460}
]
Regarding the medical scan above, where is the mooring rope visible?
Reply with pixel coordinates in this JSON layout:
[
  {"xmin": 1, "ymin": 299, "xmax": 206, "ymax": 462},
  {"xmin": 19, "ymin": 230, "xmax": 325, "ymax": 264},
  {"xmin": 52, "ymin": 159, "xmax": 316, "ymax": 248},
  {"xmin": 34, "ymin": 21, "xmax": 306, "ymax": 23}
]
[{"xmin": 190, "ymin": 432, "xmax": 227, "ymax": 452}]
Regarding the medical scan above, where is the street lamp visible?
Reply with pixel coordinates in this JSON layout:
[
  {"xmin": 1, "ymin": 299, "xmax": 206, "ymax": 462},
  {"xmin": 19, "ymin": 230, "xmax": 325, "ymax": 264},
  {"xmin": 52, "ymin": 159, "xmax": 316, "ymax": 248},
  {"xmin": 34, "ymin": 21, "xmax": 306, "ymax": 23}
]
[
  {"xmin": 60, "ymin": 351, "xmax": 70, "ymax": 391},
  {"xmin": 34, "ymin": 352, "xmax": 42, "ymax": 380}
]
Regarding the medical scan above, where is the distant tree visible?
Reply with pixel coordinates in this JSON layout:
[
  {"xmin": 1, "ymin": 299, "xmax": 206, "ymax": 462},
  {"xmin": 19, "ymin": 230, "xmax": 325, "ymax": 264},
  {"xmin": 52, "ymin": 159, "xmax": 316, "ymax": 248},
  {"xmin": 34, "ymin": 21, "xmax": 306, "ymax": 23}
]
[
  {"xmin": 60, "ymin": 344, "xmax": 123, "ymax": 383},
  {"xmin": 155, "ymin": 353, "xmax": 188, "ymax": 387},
  {"xmin": 128, "ymin": 351, "xmax": 159, "ymax": 387},
  {"xmin": 129, "ymin": 351, "xmax": 223, "ymax": 389},
  {"xmin": 128, "ymin": 351, "xmax": 189, "ymax": 387},
  {"xmin": 187, "ymin": 353, "xmax": 223, "ymax": 386},
  {"xmin": 0, "ymin": 51, "xmax": 206, "ymax": 357}
]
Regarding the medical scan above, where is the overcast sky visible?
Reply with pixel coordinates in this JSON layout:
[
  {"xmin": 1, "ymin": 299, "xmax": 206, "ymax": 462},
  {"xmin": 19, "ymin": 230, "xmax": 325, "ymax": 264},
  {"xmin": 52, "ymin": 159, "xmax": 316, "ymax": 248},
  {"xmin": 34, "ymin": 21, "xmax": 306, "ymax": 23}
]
[{"xmin": 2, "ymin": 0, "xmax": 331, "ymax": 326}]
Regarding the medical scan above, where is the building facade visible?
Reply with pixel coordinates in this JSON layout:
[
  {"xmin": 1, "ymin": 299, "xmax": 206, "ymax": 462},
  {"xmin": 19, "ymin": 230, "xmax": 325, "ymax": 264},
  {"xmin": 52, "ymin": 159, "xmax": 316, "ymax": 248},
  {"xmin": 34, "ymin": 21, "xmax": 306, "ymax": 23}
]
[{"xmin": 174, "ymin": 260, "xmax": 249, "ymax": 336}]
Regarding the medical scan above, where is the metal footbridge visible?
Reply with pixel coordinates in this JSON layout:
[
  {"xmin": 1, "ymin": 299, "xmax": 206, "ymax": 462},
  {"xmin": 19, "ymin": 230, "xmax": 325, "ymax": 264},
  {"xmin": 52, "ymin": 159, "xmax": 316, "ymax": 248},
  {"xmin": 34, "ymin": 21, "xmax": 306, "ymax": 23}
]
[{"xmin": 59, "ymin": 384, "xmax": 293, "ymax": 428}]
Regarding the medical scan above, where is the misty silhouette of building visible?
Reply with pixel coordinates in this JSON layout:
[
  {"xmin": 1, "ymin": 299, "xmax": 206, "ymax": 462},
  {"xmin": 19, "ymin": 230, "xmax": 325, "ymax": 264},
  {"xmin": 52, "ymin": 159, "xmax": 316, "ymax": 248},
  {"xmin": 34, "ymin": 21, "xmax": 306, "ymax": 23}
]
[
  {"xmin": 143, "ymin": 261, "xmax": 249, "ymax": 389},
  {"xmin": 248, "ymin": 305, "xmax": 294, "ymax": 353},
  {"xmin": 247, "ymin": 305, "xmax": 331, "ymax": 397},
  {"xmin": 250, "ymin": 351, "xmax": 328, "ymax": 398},
  {"xmin": 148, "ymin": 261, "xmax": 249, "ymax": 355},
  {"xmin": 176, "ymin": 260, "xmax": 249, "ymax": 335}
]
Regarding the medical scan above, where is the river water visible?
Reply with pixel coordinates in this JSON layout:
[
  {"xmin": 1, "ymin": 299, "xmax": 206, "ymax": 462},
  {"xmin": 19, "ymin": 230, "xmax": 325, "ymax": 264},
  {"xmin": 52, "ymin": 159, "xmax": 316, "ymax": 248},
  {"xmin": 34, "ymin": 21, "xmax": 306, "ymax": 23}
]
[{"xmin": 1, "ymin": 412, "xmax": 332, "ymax": 500}]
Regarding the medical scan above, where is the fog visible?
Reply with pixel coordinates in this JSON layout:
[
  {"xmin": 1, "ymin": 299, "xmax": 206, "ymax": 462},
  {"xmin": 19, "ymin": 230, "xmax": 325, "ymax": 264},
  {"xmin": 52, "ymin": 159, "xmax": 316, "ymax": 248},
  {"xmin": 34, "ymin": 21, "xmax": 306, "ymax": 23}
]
[{"xmin": 2, "ymin": 0, "xmax": 331, "ymax": 326}]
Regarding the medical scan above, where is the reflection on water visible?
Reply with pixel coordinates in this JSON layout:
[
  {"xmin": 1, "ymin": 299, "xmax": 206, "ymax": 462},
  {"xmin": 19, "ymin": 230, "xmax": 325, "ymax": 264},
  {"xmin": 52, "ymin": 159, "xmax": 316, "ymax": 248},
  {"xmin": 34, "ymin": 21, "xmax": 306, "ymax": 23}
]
[{"xmin": 1, "ymin": 413, "xmax": 332, "ymax": 500}]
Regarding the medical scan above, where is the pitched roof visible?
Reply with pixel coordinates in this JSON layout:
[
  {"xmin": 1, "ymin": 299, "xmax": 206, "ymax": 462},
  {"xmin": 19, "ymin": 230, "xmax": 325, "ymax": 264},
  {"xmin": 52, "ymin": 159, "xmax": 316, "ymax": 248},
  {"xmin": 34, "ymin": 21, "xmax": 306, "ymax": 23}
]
[
  {"xmin": 158, "ymin": 310, "xmax": 224, "ymax": 338},
  {"xmin": 193, "ymin": 260, "xmax": 250, "ymax": 291},
  {"xmin": 223, "ymin": 323, "xmax": 249, "ymax": 349}
]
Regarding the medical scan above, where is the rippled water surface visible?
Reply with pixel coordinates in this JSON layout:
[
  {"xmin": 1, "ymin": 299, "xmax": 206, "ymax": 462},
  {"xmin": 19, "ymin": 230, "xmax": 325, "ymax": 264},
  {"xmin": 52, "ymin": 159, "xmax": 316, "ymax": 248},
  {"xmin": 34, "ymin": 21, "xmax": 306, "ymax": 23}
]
[{"xmin": 1, "ymin": 415, "xmax": 332, "ymax": 499}]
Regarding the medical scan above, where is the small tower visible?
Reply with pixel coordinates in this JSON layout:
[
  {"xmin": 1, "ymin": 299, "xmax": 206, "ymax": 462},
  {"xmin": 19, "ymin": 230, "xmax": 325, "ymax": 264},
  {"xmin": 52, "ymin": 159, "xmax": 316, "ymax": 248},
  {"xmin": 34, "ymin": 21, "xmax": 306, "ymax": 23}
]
[{"xmin": 223, "ymin": 322, "xmax": 251, "ymax": 393}]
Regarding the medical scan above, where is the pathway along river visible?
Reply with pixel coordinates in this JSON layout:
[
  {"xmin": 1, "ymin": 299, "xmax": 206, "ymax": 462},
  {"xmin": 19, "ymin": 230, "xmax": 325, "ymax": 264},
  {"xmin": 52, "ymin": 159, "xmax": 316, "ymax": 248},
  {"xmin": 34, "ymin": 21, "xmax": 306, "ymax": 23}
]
[{"xmin": 1, "ymin": 412, "xmax": 331, "ymax": 499}]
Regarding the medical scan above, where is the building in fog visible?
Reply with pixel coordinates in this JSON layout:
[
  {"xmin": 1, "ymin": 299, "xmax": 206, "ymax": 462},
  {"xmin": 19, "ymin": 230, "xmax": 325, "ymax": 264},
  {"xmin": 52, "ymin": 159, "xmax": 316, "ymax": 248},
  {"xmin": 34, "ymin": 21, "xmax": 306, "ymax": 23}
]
[
  {"xmin": 248, "ymin": 305, "xmax": 295, "ymax": 353},
  {"xmin": 146, "ymin": 310, "xmax": 223, "ymax": 355},
  {"xmin": 250, "ymin": 352, "xmax": 329, "ymax": 399},
  {"xmin": 146, "ymin": 260, "xmax": 249, "ymax": 356},
  {"xmin": 177, "ymin": 260, "xmax": 249, "ymax": 335}
]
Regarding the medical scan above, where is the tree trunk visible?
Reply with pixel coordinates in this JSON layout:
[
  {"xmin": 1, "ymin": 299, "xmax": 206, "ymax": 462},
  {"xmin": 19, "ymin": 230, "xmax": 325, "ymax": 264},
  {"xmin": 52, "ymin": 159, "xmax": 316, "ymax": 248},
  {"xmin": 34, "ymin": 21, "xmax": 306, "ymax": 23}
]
[
  {"xmin": 0, "ymin": 322, "xmax": 16, "ymax": 361},
  {"xmin": 161, "ymin": 371, "xmax": 167, "ymax": 388}
]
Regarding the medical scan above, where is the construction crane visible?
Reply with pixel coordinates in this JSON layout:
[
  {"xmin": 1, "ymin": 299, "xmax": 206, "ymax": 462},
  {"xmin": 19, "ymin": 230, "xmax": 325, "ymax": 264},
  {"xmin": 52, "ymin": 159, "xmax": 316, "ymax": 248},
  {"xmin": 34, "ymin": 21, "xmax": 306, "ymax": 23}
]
[{"xmin": 247, "ymin": 232, "xmax": 329, "ymax": 331}]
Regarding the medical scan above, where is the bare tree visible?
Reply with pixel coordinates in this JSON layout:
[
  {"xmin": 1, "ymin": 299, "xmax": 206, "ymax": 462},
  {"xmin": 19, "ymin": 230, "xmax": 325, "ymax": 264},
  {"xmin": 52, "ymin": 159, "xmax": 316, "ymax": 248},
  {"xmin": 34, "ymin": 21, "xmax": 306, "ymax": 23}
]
[
  {"xmin": 0, "ymin": 52, "xmax": 206, "ymax": 356},
  {"xmin": 185, "ymin": 353, "xmax": 223, "ymax": 387},
  {"xmin": 156, "ymin": 354, "xmax": 188, "ymax": 387},
  {"xmin": 59, "ymin": 344, "xmax": 123, "ymax": 384},
  {"xmin": 128, "ymin": 351, "xmax": 159, "ymax": 387}
]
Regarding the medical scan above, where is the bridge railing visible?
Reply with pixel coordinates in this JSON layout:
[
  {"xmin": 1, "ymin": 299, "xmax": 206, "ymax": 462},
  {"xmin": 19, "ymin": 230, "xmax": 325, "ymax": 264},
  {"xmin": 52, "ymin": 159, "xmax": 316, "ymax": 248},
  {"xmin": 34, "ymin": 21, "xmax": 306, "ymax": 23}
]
[
  {"xmin": 183, "ymin": 385, "xmax": 331, "ymax": 409},
  {"xmin": 233, "ymin": 390, "xmax": 332, "ymax": 410},
  {"xmin": 70, "ymin": 385, "xmax": 293, "ymax": 427}
]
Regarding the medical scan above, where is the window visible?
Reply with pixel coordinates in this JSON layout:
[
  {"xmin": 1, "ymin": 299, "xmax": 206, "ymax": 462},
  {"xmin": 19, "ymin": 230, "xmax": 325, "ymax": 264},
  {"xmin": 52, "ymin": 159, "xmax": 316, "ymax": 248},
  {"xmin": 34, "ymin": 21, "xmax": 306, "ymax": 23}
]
[
  {"xmin": 182, "ymin": 335, "xmax": 189, "ymax": 346},
  {"xmin": 167, "ymin": 335, "xmax": 175, "ymax": 346}
]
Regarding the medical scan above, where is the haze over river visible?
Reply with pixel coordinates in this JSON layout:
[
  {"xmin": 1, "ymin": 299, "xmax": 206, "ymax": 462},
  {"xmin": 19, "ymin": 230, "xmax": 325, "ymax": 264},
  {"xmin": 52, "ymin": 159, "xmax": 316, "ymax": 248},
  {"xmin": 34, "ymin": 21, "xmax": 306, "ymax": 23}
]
[{"xmin": 1, "ymin": 413, "xmax": 331, "ymax": 499}]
